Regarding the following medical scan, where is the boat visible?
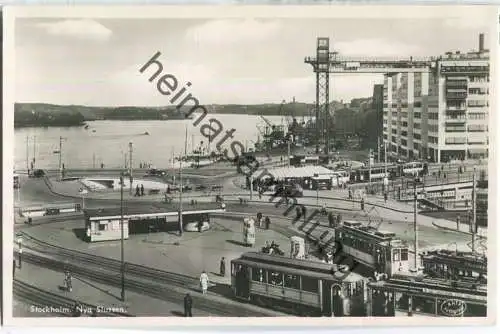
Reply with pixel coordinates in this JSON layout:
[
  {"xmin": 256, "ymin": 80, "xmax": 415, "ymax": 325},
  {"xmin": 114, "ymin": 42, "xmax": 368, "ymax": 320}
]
[
  {"xmin": 84, "ymin": 125, "xmax": 89, "ymax": 130},
  {"xmin": 144, "ymin": 131, "xmax": 150, "ymax": 135}
]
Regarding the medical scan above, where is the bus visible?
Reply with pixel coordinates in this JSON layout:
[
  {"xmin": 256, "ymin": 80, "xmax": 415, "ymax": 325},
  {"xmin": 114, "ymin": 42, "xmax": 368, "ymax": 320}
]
[{"xmin": 14, "ymin": 173, "xmax": 20, "ymax": 189}]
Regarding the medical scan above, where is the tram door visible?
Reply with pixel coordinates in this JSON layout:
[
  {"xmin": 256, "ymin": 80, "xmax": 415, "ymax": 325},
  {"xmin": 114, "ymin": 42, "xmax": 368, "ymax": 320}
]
[{"xmin": 321, "ymin": 281, "xmax": 332, "ymax": 316}]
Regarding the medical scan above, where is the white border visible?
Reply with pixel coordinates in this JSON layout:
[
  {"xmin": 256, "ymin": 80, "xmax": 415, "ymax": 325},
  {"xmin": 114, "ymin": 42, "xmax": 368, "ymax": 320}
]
[{"xmin": 2, "ymin": 4, "xmax": 499, "ymax": 328}]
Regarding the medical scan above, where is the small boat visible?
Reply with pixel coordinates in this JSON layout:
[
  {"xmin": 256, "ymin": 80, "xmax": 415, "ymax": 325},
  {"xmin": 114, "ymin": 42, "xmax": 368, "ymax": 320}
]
[
  {"xmin": 143, "ymin": 131, "xmax": 150, "ymax": 135},
  {"xmin": 92, "ymin": 129, "xmax": 96, "ymax": 133},
  {"xmin": 84, "ymin": 125, "xmax": 89, "ymax": 129}
]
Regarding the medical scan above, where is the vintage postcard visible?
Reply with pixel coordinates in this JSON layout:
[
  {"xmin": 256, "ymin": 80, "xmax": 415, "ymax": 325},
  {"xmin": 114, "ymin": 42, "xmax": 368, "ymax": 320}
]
[{"xmin": 2, "ymin": 4, "xmax": 497, "ymax": 328}]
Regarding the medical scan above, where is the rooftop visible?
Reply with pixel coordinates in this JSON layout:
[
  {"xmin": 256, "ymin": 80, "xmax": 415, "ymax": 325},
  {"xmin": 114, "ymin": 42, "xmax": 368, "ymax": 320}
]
[{"xmin": 84, "ymin": 202, "xmax": 224, "ymax": 218}]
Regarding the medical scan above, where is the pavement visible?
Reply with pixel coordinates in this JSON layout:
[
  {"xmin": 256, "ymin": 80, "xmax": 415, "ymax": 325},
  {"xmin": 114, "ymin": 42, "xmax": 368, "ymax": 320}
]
[{"xmin": 13, "ymin": 261, "xmax": 213, "ymax": 317}]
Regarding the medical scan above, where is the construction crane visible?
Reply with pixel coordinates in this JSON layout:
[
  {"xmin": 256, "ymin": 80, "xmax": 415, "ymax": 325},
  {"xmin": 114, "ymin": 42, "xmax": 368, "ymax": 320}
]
[{"xmin": 305, "ymin": 37, "xmax": 435, "ymax": 155}]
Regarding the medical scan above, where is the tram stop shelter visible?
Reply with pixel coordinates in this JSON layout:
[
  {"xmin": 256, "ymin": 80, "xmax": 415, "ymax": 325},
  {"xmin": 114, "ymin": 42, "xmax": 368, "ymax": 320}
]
[{"xmin": 83, "ymin": 202, "xmax": 225, "ymax": 242}]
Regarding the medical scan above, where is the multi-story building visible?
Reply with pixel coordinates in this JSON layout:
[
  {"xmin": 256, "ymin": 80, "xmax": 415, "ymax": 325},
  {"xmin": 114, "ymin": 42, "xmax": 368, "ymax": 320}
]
[{"xmin": 382, "ymin": 34, "xmax": 489, "ymax": 163}]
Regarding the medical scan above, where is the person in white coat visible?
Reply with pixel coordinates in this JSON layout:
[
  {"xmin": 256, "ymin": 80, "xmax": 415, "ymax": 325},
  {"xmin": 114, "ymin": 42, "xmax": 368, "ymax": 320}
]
[{"xmin": 200, "ymin": 270, "xmax": 209, "ymax": 295}]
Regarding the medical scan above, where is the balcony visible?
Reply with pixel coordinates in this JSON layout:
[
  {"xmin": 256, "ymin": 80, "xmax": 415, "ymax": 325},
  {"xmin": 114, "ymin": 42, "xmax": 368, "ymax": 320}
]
[
  {"xmin": 446, "ymin": 91, "xmax": 467, "ymax": 100},
  {"xmin": 446, "ymin": 79, "xmax": 468, "ymax": 88}
]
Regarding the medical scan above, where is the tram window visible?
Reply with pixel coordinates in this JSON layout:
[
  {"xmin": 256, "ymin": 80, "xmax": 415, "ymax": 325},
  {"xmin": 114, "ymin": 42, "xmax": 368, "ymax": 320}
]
[
  {"xmin": 268, "ymin": 271, "xmax": 283, "ymax": 286},
  {"xmin": 401, "ymin": 249, "xmax": 408, "ymax": 261},
  {"xmin": 393, "ymin": 250, "xmax": 400, "ymax": 262},
  {"xmin": 251, "ymin": 268, "xmax": 267, "ymax": 283},
  {"xmin": 301, "ymin": 276, "xmax": 319, "ymax": 293},
  {"xmin": 99, "ymin": 223, "xmax": 106, "ymax": 231},
  {"xmin": 284, "ymin": 274, "xmax": 300, "ymax": 290}
]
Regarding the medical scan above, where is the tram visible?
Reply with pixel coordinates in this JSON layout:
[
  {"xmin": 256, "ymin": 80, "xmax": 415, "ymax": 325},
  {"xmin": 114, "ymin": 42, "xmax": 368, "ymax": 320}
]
[
  {"xmin": 367, "ymin": 275, "xmax": 487, "ymax": 317},
  {"xmin": 349, "ymin": 162, "xmax": 428, "ymax": 183},
  {"xmin": 333, "ymin": 221, "xmax": 411, "ymax": 277},
  {"xmin": 230, "ymin": 252, "xmax": 367, "ymax": 316},
  {"xmin": 421, "ymin": 249, "xmax": 487, "ymax": 285}
]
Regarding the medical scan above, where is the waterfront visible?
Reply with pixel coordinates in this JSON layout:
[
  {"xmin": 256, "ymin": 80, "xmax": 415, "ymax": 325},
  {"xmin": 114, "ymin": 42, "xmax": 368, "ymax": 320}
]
[{"xmin": 14, "ymin": 114, "xmax": 284, "ymax": 170}]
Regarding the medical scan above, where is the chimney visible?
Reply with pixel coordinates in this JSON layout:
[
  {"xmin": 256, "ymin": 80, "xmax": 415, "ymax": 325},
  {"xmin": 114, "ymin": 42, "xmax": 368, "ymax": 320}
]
[{"xmin": 479, "ymin": 33, "xmax": 485, "ymax": 52}]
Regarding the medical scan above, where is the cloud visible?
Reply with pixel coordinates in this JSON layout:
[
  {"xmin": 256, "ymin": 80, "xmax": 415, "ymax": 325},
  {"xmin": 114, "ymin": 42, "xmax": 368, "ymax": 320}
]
[
  {"xmin": 36, "ymin": 19, "xmax": 113, "ymax": 42},
  {"xmin": 335, "ymin": 39, "xmax": 420, "ymax": 58},
  {"xmin": 184, "ymin": 19, "xmax": 281, "ymax": 46}
]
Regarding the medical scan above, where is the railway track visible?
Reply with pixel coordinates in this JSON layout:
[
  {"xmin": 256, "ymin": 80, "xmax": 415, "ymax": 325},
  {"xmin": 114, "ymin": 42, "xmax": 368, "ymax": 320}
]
[
  {"xmin": 13, "ymin": 279, "xmax": 131, "ymax": 317},
  {"xmin": 19, "ymin": 232, "xmax": 197, "ymax": 289}
]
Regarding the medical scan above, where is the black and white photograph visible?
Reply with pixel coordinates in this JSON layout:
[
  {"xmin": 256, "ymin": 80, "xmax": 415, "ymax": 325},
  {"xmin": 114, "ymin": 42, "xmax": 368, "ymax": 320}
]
[{"xmin": 2, "ymin": 5, "xmax": 497, "ymax": 326}]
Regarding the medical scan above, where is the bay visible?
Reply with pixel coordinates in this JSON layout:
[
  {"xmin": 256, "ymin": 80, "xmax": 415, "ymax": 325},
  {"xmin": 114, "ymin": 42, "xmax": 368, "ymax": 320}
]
[{"xmin": 14, "ymin": 113, "xmax": 287, "ymax": 170}]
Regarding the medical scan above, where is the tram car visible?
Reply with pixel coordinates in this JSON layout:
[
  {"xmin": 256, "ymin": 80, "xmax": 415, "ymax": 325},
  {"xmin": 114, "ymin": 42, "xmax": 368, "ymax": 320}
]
[
  {"xmin": 230, "ymin": 252, "xmax": 367, "ymax": 316},
  {"xmin": 333, "ymin": 221, "xmax": 411, "ymax": 277},
  {"xmin": 349, "ymin": 162, "xmax": 428, "ymax": 183},
  {"xmin": 421, "ymin": 249, "xmax": 487, "ymax": 285}
]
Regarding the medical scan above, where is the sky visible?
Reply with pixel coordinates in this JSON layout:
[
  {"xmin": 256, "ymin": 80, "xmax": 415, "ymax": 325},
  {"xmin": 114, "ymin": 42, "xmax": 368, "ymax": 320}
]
[{"xmin": 14, "ymin": 15, "xmax": 492, "ymax": 106}]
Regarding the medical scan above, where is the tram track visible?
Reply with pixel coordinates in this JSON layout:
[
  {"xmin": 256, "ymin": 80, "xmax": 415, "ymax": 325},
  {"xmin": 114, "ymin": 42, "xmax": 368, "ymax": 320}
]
[
  {"xmin": 18, "ymin": 251, "xmax": 279, "ymax": 317},
  {"xmin": 13, "ymin": 279, "xmax": 131, "ymax": 317},
  {"xmin": 19, "ymin": 232, "xmax": 197, "ymax": 289}
]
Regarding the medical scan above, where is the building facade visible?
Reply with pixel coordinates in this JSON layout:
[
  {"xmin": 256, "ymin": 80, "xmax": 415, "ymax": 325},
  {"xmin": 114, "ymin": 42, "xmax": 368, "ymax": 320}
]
[{"xmin": 382, "ymin": 34, "xmax": 489, "ymax": 163}]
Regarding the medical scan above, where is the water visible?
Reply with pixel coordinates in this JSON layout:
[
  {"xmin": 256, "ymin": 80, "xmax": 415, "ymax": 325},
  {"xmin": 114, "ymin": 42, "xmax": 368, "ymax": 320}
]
[{"xmin": 14, "ymin": 114, "xmax": 285, "ymax": 170}]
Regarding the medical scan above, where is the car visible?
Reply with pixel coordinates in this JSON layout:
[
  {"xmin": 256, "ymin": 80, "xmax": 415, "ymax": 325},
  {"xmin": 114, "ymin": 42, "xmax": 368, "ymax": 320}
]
[
  {"xmin": 184, "ymin": 221, "xmax": 210, "ymax": 232},
  {"xmin": 32, "ymin": 169, "xmax": 45, "ymax": 178},
  {"xmin": 146, "ymin": 168, "xmax": 167, "ymax": 177}
]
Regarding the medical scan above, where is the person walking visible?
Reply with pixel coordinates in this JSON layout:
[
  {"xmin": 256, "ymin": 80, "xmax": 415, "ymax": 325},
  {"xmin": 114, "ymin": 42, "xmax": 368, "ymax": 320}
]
[
  {"xmin": 13, "ymin": 259, "xmax": 16, "ymax": 277},
  {"xmin": 220, "ymin": 257, "xmax": 226, "ymax": 277},
  {"xmin": 65, "ymin": 270, "xmax": 73, "ymax": 292},
  {"xmin": 140, "ymin": 184, "xmax": 145, "ymax": 196},
  {"xmin": 184, "ymin": 293, "xmax": 193, "ymax": 317},
  {"xmin": 200, "ymin": 270, "xmax": 209, "ymax": 295},
  {"xmin": 135, "ymin": 185, "xmax": 140, "ymax": 197}
]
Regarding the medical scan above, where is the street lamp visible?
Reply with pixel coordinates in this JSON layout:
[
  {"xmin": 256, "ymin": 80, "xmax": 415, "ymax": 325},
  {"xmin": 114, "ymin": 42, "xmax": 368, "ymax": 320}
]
[{"xmin": 119, "ymin": 173, "xmax": 126, "ymax": 301}]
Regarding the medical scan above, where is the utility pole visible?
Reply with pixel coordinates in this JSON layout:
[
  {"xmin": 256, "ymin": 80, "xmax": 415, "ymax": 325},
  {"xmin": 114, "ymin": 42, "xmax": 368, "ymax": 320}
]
[
  {"xmin": 26, "ymin": 136, "xmax": 29, "ymax": 173},
  {"xmin": 377, "ymin": 137, "xmax": 381, "ymax": 164},
  {"xmin": 33, "ymin": 136, "xmax": 36, "ymax": 168},
  {"xmin": 128, "ymin": 142, "xmax": 133, "ymax": 195},
  {"xmin": 384, "ymin": 141, "xmax": 387, "ymax": 173},
  {"xmin": 413, "ymin": 179, "xmax": 419, "ymax": 272},
  {"xmin": 368, "ymin": 149, "xmax": 372, "ymax": 183},
  {"xmin": 59, "ymin": 136, "xmax": 63, "ymax": 180},
  {"xmin": 471, "ymin": 168, "xmax": 477, "ymax": 253},
  {"xmin": 287, "ymin": 140, "xmax": 291, "ymax": 168},
  {"xmin": 178, "ymin": 126, "xmax": 187, "ymax": 236},
  {"xmin": 119, "ymin": 173, "xmax": 125, "ymax": 301},
  {"xmin": 93, "ymin": 153, "xmax": 96, "ymax": 169}
]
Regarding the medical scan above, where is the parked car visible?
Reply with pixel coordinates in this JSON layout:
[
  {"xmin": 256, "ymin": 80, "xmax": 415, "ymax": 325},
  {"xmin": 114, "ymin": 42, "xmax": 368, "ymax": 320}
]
[
  {"xmin": 184, "ymin": 221, "xmax": 210, "ymax": 232},
  {"xmin": 146, "ymin": 168, "xmax": 167, "ymax": 177}
]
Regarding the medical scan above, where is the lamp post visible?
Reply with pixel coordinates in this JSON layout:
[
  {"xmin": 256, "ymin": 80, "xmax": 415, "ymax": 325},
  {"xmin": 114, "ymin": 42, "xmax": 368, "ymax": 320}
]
[
  {"xmin": 119, "ymin": 173, "xmax": 126, "ymax": 301},
  {"xmin": 412, "ymin": 177, "xmax": 419, "ymax": 273}
]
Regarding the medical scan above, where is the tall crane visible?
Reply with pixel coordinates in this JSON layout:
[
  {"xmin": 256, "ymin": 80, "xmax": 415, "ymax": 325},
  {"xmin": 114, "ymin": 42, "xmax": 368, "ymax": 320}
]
[{"xmin": 305, "ymin": 37, "xmax": 434, "ymax": 155}]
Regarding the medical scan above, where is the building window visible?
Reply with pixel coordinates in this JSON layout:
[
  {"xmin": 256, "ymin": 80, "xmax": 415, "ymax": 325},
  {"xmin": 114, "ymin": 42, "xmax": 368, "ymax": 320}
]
[
  {"xmin": 268, "ymin": 271, "xmax": 283, "ymax": 286},
  {"xmin": 401, "ymin": 139, "xmax": 407, "ymax": 146},
  {"xmin": 414, "ymin": 133, "xmax": 421, "ymax": 140},
  {"xmin": 252, "ymin": 268, "xmax": 267, "ymax": 283},
  {"xmin": 468, "ymin": 113, "xmax": 486, "ymax": 120},
  {"xmin": 99, "ymin": 223, "xmax": 107, "ymax": 231},
  {"xmin": 468, "ymin": 124, "xmax": 486, "ymax": 132},
  {"xmin": 445, "ymin": 137, "xmax": 467, "ymax": 144}
]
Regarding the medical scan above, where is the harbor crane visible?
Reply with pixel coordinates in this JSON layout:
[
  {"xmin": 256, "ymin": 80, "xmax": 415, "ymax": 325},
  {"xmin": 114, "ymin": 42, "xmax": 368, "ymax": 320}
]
[{"xmin": 305, "ymin": 37, "xmax": 434, "ymax": 155}]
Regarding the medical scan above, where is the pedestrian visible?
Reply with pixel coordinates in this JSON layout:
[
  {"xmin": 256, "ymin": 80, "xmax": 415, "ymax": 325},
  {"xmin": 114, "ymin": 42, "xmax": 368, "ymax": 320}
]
[
  {"xmin": 200, "ymin": 270, "xmax": 209, "ymax": 295},
  {"xmin": 13, "ymin": 259, "xmax": 16, "ymax": 277},
  {"xmin": 361, "ymin": 198, "xmax": 365, "ymax": 211},
  {"xmin": 184, "ymin": 293, "xmax": 193, "ymax": 317},
  {"xmin": 384, "ymin": 192, "xmax": 388, "ymax": 204},
  {"xmin": 18, "ymin": 249, "xmax": 22, "ymax": 269},
  {"xmin": 140, "ymin": 184, "xmax": 145, "ymax": 196},
  {"xmin": 265, "ymin": 216, "xmax": 270, "ymax": 230},
  {"xmin": 220, "ymin": 257, "xmax": 226, "ymax": 277},
  {"xmin": 135, "ymin": 185, "xmax": 140, "ymax": 197},
  {"xmin": 65, "ymin": 270, "xmax": 73, "ymax": 292},
  {"xmin": 140, "ymin": 162, "xmax": 142, "ymax": 169}
]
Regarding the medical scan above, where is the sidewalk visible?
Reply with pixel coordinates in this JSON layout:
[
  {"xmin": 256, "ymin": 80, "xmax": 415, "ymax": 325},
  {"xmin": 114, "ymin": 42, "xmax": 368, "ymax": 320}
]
[{"xmin": 13, "ymin": 261, "xmax": 211, "ymax": 317}]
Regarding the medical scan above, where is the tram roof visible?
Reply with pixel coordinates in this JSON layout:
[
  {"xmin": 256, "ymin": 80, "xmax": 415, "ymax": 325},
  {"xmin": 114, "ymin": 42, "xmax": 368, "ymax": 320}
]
[
  {"xmin": 84, "ymin": 202, "xmax": 224, "ymax": 220},
  {"xmin": 234, "ymin": 252, "xmax": 365, "ymax": 283}
]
